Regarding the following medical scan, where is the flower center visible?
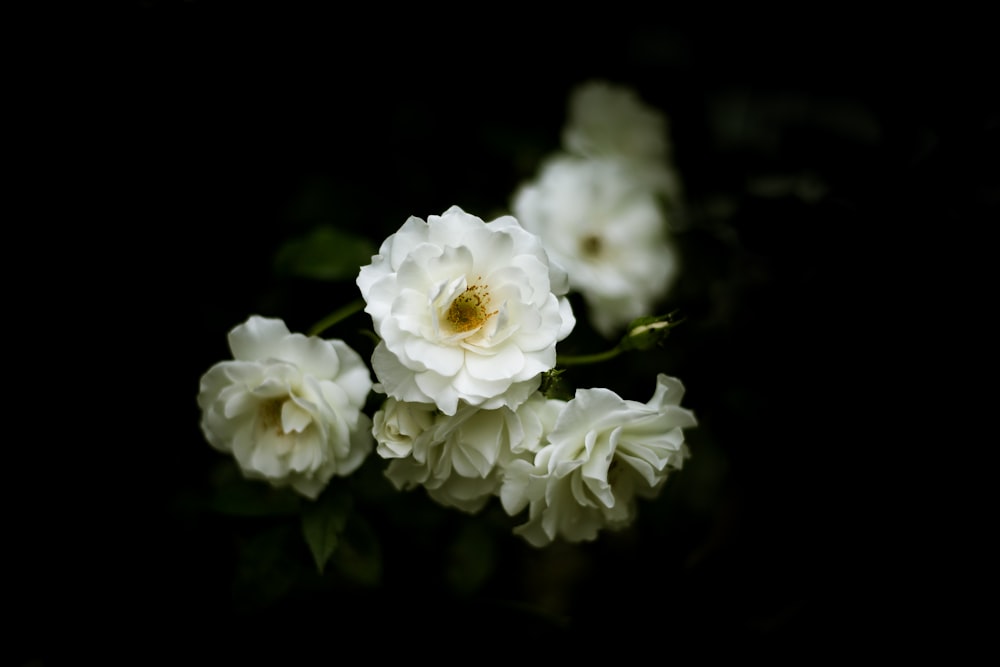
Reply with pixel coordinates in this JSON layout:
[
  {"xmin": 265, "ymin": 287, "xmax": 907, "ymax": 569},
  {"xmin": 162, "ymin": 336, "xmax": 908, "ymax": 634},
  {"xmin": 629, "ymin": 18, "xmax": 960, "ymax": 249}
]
[
  {"xmin": 445, "ymin": 281, "xmax": 496, "ymax": 333},
  {"xmin": 580, "ymin": 234, "xmax": 603, "ymax": 257},
  {"xmin": 258, "ymin": 398, "xmax": 284, "ymax": 434}
]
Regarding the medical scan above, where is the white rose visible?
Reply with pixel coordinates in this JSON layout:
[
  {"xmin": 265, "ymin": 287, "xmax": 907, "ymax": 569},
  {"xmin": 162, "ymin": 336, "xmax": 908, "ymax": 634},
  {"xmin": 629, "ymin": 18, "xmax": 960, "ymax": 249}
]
[
  {"xmin": 502, "ymin": 374, "xmax": 696, "ymax": 547},
  {"xmin": 563, "ymin": 80, "xmax": 668, "ymax": 160},
  {"xmin": 513, "ymin": 155, "xmax": 680, "ymax": 338},
  {"xmin": 197, "ymin": 315, "xmax": 374, "ymax": 500},
  {"xmin": 357, "ymin": 205, "xmax": 575, "ymax": 416},
  {"xmin": 562, "ymin": 80, "xmax": 681, "ymax": 197},
  {"xmin": 374, "ymin": 392, "xmax": 560, "ymax": 514},
  {"xmin": 496, "ymin": 394, "xmax": 566, "ymax": 517}
]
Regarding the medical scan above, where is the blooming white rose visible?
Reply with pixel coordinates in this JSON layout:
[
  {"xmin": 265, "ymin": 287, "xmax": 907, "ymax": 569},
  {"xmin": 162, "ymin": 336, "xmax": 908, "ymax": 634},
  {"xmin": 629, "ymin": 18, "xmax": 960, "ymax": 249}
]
[
  {"xmin": 373, "ymin": 393, "xmax": 560, "ymax": 514},
  {"xmin": 197, "ymin": 315, "xmax": 374, "ymax": 500},
  {"xmin": 561, "ymin": 79, "xmax": 681, "ymax": 200},
  {"xmin": 512, "ymin": 155, "xmax": 680, "ymax": 338},
  {"xmin": 500, "ymin": 373, "xmax": 696, "ymax": 547},
  {"xmin": 357, "ymin": 205, "xmax": 575, "ymax": 416}
]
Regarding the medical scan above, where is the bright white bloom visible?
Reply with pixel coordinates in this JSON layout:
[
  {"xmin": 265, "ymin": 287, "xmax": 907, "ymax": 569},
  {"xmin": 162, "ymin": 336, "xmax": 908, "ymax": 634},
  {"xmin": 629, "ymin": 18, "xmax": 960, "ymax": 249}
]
[
  {"xmin": 500, "ymin": 374, "xmax": 696, "ymax": 547},
  {"xmin": 357, "ymin": 205, "xmax": 576, "ymax": 416},
  {"xmin": 197, "ymin": 316, "xmax": 374, "ymax": 500},
  {"xmin": 512, "ymin": 155, "xmax": 680, "ymax": 338},
  {"xmin": 562, "ymin": 79, "xmax": 681, "ymax": 199},
  {"xmin": 373, "ymin": 393, "xmax": 562, "ymax": 513}
]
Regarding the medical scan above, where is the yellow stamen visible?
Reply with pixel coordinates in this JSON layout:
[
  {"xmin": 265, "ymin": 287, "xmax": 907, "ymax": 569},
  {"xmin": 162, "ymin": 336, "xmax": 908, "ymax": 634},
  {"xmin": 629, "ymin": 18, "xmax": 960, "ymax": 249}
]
[{"xmin": 445, "ymin": 280, "xmax": 497, "ymax": 333}]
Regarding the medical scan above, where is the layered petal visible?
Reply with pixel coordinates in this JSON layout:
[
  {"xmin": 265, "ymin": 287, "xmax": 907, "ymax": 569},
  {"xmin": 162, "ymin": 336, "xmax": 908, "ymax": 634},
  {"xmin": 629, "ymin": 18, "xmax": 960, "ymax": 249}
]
[
  {"xmin": 513, "ymin": 155, "xmax": 680, "ymax": 338},
  {"xmin": 504, "ymin": 374, "xmax": 696, "ymax": 546},
  {"xmin": 357, "ymin": 206, "xmax": 575, "ymax": 415},
  {"xmin": 196, "ymin": 316, "xmax": 375, "ymax": 500}
]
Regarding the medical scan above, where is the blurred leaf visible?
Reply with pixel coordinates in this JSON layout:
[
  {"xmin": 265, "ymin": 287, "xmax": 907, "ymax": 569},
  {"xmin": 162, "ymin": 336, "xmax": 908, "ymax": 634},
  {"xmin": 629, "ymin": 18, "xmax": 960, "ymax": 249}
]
[
  {"xmin": 333, "ymin": 512, "xmax": 382, "ymax": 587},
  {"xmin": 301, "ymin": 486, "xmax": 353, "ymax": 575},
  {"xmin": 274, "ymin": 224, "xmax": 376, "ymax": 281}
]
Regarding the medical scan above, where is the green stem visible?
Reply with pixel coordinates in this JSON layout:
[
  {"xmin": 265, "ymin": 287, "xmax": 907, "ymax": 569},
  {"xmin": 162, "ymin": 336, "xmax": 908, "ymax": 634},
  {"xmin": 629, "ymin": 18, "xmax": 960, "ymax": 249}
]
[
  {"xmin": 556, "ymin": 346, "xmax": 622, "ymax": 366},
  {"xmin": 307, "ymin": 299, "xmax": 366, "ymax": 337}
]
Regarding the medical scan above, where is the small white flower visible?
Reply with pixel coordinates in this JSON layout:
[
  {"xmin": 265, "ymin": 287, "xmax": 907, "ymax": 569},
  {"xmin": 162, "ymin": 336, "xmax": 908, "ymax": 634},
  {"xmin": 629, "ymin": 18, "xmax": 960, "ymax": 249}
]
[
  {"xmin": 357, "ymin": 205, "xmax": 575, "ymax": 416},
  {"xmin": 373, "ymin": 393, "xmax": 559, "ymax": 514},
  {"xmin": 197, "ymin": 316, "xmax": 374, "ymax": 500},
  {"xmin": 501, "ymin": 374, "xmax": 696, "ymax": 547},
  {"xmin": 512, "ymin": 155, "xmax": 680, "ymax": 337}
]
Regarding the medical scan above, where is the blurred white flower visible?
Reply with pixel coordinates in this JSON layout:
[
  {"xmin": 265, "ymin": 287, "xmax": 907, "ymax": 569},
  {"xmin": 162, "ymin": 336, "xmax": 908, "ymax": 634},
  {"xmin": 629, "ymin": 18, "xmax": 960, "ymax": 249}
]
[
  {"xmin": 357, "ymin": 205, "xmax": 575, "ymax": 416},
  {"xmin": 562, "ymin": 79, "xmax": 681, "ymax": 199},
  {"xmin": 512, "ymin": 155, "xmax": 680, "ymax": 338},
  {"xmin": 197, "ymin": 315, "xmax": 374, "ymax": 500},
  {"xmin": 500, "ymin": 373, "xmax": 695, "ymax": 547},
  {"xmin": 373, "ymin": 393, "xmax": 561, "ymax": 514}
]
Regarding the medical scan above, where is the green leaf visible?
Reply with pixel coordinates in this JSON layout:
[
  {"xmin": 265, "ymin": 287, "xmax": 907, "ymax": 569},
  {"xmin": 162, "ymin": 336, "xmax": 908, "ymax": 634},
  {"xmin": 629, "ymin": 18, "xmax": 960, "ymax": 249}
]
[
  {"xmin": 301, "ymin": 486, "xmax": 353, "ymax": 575},
  {"xmin": 274, "ymin": 224, "xmax": 376, "ymax": 281}
]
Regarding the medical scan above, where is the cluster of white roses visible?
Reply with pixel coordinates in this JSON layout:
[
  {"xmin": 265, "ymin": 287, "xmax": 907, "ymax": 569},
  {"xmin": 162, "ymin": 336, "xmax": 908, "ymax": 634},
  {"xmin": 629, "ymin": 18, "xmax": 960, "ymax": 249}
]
[
  {"xmin": 197, "ymin": 82, "xmax": 697, "ymax": 548},
  {"xmin": 514, "ymin": 80, "xmax": 684, "ymax": 338}
]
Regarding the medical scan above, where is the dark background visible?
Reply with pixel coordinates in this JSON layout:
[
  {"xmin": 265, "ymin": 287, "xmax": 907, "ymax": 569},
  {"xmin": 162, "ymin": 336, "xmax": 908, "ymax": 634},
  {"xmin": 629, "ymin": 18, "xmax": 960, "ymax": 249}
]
[{"xmin": 11, "ymin": 3, "xmax": 995, "ymax": 663}]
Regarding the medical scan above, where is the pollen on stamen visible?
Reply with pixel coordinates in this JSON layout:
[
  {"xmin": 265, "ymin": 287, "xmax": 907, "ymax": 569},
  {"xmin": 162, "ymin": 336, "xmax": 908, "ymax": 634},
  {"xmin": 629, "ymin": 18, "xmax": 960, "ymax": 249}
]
[{"xmin": 445, "ymin": 281, "xmax": 497, "ymax": 333}]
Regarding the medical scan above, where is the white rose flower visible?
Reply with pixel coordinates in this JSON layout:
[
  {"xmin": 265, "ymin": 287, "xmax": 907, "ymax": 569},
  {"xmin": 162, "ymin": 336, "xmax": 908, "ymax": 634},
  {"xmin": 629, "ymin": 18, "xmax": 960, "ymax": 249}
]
[
  {"xmin": 561, "ymin": 79, "xmax": 681, "ymax": 200},
  {"xmin": 357, "ymin": 205, "xmax": 575, "ymax": 416},
  {"xmin": 512, "ymin": 155, "xmax": 680, "ymax": 338},
  {"xmin": 373, "ymin": 393, "xmax": 557, "ymax": 514},
  {"xmin": 501, "ymin": 374, "xmax": 696, "ymax": 547},
  {"xmin": 197, "ymin": 315, "xmax": 375, "ymax": 500}
]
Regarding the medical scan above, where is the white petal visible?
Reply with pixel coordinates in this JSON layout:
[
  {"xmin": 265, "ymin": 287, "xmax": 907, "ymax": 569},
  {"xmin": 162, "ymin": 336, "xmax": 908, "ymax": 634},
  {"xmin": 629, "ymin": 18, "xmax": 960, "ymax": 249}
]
[
  {"xmin": 404, "ymin": 337, "xmax": 464, "ymax": 376},
  {"xmin": 464, "ymin": 344, "xmax": 524, "ymax": 381},
  {"xmin": 414, "ymin": 370, "xmax": 460, "ymax": 415},
  {"xmin": 249, "ymin": 434, "xmax": 287, "ymax": 478},
  {"xmin": 281, "ymin": 400, "xmax": 312, "ymax": 434},
  {"xmin": 389, "ymin": 216, "xmax": 432, "ymax": 269},
  {"xmin": 499, "ymin": 459, "xmax": 536, "ymax": 515},
  {"xmin": 371, "ymin": 342, "xmax": 432, "ymax": 403},
  {"xmin": 228, "ymin": 316, "xmax": 291, "ymax": 361},
  {"xmin": 278, "ymin": 333, "xmax": 343, "ymax": 379}
]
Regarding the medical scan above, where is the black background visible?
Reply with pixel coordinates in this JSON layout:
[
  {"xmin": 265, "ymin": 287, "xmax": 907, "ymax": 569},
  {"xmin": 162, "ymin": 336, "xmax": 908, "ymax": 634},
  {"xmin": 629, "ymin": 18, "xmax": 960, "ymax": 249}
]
[{"xmin": 10, "ymin": 3, "xmax": 996, "ymax": 663}]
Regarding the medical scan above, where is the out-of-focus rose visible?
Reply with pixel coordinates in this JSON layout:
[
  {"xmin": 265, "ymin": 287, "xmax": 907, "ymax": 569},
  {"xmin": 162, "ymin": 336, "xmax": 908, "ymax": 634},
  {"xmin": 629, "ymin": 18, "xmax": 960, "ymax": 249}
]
[
  {"xmin": 513, "ymin": 155, "xmax": 680, "ymax": 338},
  {"xmin": 562, "ymin": 79, "xmax": 681, "ymax": 199},
  {"xmin": 357, "ymin": 205, "xmax": 575, "ymax": 416},
  {"xmin": 197, "ymin": 315, "xmax": 374, "ymax": 500},
  {"xmin": 500, "ymin": 373, "xmax": 696, "ymax": 547}
]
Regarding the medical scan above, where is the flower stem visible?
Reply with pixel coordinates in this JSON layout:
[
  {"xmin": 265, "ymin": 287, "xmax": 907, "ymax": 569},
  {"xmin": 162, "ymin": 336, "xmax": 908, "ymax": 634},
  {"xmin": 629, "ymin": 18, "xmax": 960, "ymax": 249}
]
[
  {"xmin": 308, "ymin": 299, "xmax": 365, "ymax": 337},
  {"xmin": 556, "ymin": 346, "xmax": 622, "ymax": 366}
]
